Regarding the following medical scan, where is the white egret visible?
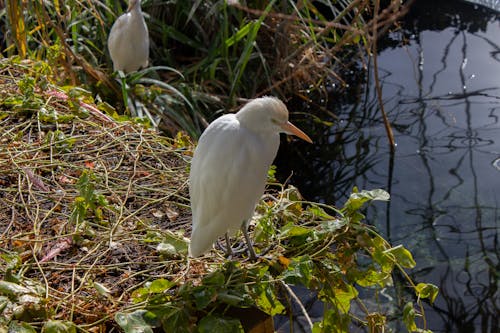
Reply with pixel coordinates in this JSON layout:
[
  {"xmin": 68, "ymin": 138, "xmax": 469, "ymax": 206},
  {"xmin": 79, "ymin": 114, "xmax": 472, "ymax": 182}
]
[
  {"xmin": 107, "ymin": 0, "xmax": 149, "ymax": 73},
  {"xmin": 189, "ymin": 97, "xmax": 312, "ymax": 260}
]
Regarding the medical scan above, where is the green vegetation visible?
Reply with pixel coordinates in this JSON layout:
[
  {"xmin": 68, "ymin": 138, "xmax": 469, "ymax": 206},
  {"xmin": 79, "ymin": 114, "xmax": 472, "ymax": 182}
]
[
  {"xmin": 0, "ymin": 1, "xmax": 435, "ymax": 332},
  {"xmin": 1, "ymin": 0, "xmax": 410, "ymax": 137},
  {"xmin": 116, "ymin": 187, "xmax": 437, "ymax": 333}
]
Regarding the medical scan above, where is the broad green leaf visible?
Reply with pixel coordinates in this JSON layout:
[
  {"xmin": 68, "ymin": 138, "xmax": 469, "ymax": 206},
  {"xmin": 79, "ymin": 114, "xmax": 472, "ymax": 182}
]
[
  {"xmin": 149, "ymin": 279, "xmax": 175, "ymax": 293},
  {"xmin": 355, "ymin": 267, "xmax": 392, "ymax": 287},
  {"xmin": 198, "ymin": 315, "xmax": 243, "ymax": 333},
  {"xmin": 157, "ymin": 231, "xmax": 188, "ymax": 256},
  {"xmin": 415, "ymin": 283, "xmax": 439, "ymax": 303},
  {"xmin": 320, "ymin": 219, "xmax": 348, "ymax": 233},
  {"xmin": 115, "ymin": 310, "xmax": 154, "ymax": 333},
  {"xmin": 384, "ymin": 245, "xmax": 416, "ymax": 268},
  {"xmin": 160, "ymin": 307, "xmax": 191, "ymax": 333},
  {"xmin": 202, "ymin": 271, "xmax": 225, "ymax": 286},
  {"xmin": 343, "ymin": 189, "xmax": 390, "ymax": 214},
  {"xmin": 282, "ymin": 256, "xmax": 315, "ymax": 287},
  {"xmin": 333, "ymin": 283, "xmax": 358, "ymax": 313},
  {"xmin": 41, "ymin": 320, "xmax": 76, "ymax": 333},
  {"xmin": 130, "ymin": 287, "xmax": 149, "ymax": 303},
  {"xmin": 254, "ymin": 283, "xmax": 285, "ymax": 316},
  {"xmin": 192, "ymin": 286, "xmax": 216, "ymax": 310},
  {"xmin": 402, "ymin": 302, "xmax": 417, "ymax": 331},
  {"xmin": 280, "ymin": 223, "xmax": 312, "ymax": 237},
  {"xmin": 317, "ymin": 307, "xmax": 351, "ymax": 332}
]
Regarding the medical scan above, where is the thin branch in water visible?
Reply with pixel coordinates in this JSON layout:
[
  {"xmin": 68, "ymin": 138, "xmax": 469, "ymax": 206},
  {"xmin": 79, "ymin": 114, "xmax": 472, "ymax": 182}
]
[
  {"xmin": 371, "ymin": 0, "xmax": 396, "ymax": 152},
  {"xmin": 281, "ymin": 281, "xmax": 314, "ymax": 331}
]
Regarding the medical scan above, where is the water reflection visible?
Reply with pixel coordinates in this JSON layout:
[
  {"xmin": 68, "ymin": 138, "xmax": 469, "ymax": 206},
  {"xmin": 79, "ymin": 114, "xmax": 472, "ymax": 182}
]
[
  {"xmin": 276, "ymin": 1, "xmax": 499, "ymax": 332},
  {"xmin": 466, "ymin": 0, "xmax": 500, "ymax": 11}
]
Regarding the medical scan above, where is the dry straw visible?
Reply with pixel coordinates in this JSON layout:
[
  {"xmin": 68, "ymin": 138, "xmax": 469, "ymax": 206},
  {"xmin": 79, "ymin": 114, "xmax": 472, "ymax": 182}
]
[{"xmin": 0, "ymin": 58, "xmax": 196, "ymax": 326}]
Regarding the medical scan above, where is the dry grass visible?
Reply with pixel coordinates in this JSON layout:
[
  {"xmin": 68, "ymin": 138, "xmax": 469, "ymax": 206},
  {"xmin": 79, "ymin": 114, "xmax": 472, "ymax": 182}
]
[{"xmin": 0, "ymin": 58, "xmax": 198, "ymax": 328}]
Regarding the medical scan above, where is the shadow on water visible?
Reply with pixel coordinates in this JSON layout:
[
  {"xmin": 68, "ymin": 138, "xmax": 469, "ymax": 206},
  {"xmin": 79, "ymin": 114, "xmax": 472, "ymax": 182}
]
[{"xmin": 275, "ymin": 0, "xmax": 499, "ymax": 332}]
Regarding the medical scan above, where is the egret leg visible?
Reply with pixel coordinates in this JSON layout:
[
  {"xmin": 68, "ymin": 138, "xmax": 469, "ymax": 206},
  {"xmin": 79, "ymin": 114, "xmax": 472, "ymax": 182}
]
[
  {"xmin": 241, "ymin": 225, "xmax": 257, "ymax": 261},
  {"xmin": 216, "ymin": 235, "xmax": 246, "ymax": 257},
  {"xmin": 225, "ymin": 232, "xmax": 233, "ymax": 257}
]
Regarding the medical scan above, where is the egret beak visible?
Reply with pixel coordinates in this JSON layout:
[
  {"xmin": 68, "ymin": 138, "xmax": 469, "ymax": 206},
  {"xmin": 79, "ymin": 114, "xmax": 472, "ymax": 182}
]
[{"xmin": 280, "ymin": 121, "xmax": 313, "ymax": 143}]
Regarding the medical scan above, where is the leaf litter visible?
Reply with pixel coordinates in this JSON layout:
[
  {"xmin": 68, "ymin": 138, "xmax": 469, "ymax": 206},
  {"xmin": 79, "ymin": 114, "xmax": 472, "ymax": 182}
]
[{"xmin": 0, "ymin": 58, "xmax": 194, "ymax": 328}]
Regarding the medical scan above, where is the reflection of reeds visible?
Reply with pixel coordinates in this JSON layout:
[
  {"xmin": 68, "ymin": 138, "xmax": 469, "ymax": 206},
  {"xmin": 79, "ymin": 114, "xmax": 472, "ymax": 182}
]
[
  {"xmin": 315, "ymin": 5, "xmax": 500, "ymax": 330},
  {"xmin": 1, "ymin": 0, "xmax": 412, "ymax": 136}
]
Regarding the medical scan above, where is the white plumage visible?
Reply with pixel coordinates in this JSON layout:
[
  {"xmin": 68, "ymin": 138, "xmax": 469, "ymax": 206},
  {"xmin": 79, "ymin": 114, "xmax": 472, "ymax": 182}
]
[
  {"xmin": 107, "ymin": 0, "xmax": 149, "ymax": 73},
  {"xmin": 189, "ymin": 97, "xmax": 312, "ymax": 259}
]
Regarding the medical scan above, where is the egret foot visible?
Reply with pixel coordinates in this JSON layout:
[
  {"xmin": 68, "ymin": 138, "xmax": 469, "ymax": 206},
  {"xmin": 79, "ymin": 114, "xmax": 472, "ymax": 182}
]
[
  {"xmin": 242, "ymin": 226, "xmax": 258, "ymax": 261},
  {"xmin": 216, "ymin": 233, "xmax": 247, "ymax": 258}
]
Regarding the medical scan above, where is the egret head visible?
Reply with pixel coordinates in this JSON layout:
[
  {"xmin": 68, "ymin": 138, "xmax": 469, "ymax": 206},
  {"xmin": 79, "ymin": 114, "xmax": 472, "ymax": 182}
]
[
  {"xmin": 128, "ymin": 0, "xmax": 141, "ymax": 11},
  {"xmin": 236, "ymin": 97, "xmax": 312, "ymax": 143}
]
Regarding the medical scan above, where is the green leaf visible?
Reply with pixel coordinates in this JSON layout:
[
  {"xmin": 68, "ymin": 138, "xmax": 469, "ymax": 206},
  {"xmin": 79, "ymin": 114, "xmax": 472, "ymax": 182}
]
[
  {"xmin": 333, "ymin": 283, "xmax": 358, "ymax": 313},
  {"xmin": 157, "ymin": 231, "xmax": 189, "ymax": 256},
  {"xmin": 343, "ymin": 189, "xmax": 390, "ymax": 214},
  {"xmin": 384, "ymin": 245, "xmax": 416, "ymax": 268},
  {"xmin": 76, "ymin": 170, "xmax": 95, "ymax": 204},
  {"xmin": 7, "ymin": 321, "xmax": 37, "ymax": 333},
  {"xmin": 130, "ymin": 287, "xmax": 149, "ymax": 303},
  {"xmin": 160, "ymin": 307, "xmax": 191, "ymax": 333},
  {"xmin": 192, "ymin": 286, "xmax": 216, "ymax": 310},
  {"xmin": 402, "ymin": 302, "xmax": 417, "ymax": 331},
  {"xmin": 115, "ymin": 310, "xmax": 154, "ymax": 333},
  {"xmin": 93, "ymin": 282, "xmax": 111, "ymax": 298},
  {"xmin": 254, "ymin": 283, "xmax": 285, "ymax": 316},
  {"xmin": 0, "ymin": 281, "xmax": 31, "ymax": 297},
  {"xmin": 355, "ymin": 267, "xmax": 393, "ymax": 287},
  {"xmin": 70, "ymin": 196, "xmax": 87, "ymax": 226},
  {"xmin": 225, "ymin": 22, "xmax": 253, "ymax": 48},
  {"xmin": 312, "ymin": 322, "xmax": 322, "ymax": 333},
  {"xmin": 267, "ymin": 165, "xmax": 277, "ymax": 182},
  {"xmin": 307, "ymin": 205, "xmax": 334, "ymax": 219},
  {"xmin": 320, "ymin": 219, "xmax": 347, "ymax": 233},
  {"xmin": 415, "ymin": 283, "xmax": 439, "ymax": 303},
  {"xmin": 198, "ymin": 315, "xmax": 243, "ymax": 333},
  {"xmin": 280, "ymin": 223, "xmax": 312, "ymax": 238},
  {"xmin": 217, "ymin": 291, "xmax": 250, "ymax": 307},
  {"xmin": 41, "ymin": 320, "xmax": 77, "ymax": 333},
  {"xmin": 202, "ymin": 271, "xmax": 225, "ymax": 286},
  {"xmin": 149, "ymin": 279, "xmax": 175, "ymax": 293},
  {"xmin": 282, "ymin": 256, "xmax": 315, "ymax": 287}
]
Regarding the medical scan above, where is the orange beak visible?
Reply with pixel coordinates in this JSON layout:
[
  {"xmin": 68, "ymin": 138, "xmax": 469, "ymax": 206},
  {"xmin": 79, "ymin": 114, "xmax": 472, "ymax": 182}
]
[{"xmin": 280, "ymin": 121, "xmax": 313, "ymax": 143}]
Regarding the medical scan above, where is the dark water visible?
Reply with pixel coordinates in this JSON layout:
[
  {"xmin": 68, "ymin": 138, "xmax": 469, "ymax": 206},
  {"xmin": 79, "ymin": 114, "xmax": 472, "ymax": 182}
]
[{"xmin": 276, "ymin": 1, "xmax": 499, "ymax": 332}]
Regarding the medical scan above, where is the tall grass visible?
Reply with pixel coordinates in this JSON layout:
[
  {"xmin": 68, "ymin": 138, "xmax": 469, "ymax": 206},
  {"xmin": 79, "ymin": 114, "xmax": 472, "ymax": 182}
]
[{"xmin": 0, "ymin": 0, "xmax": 411, "ymax": 137}]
